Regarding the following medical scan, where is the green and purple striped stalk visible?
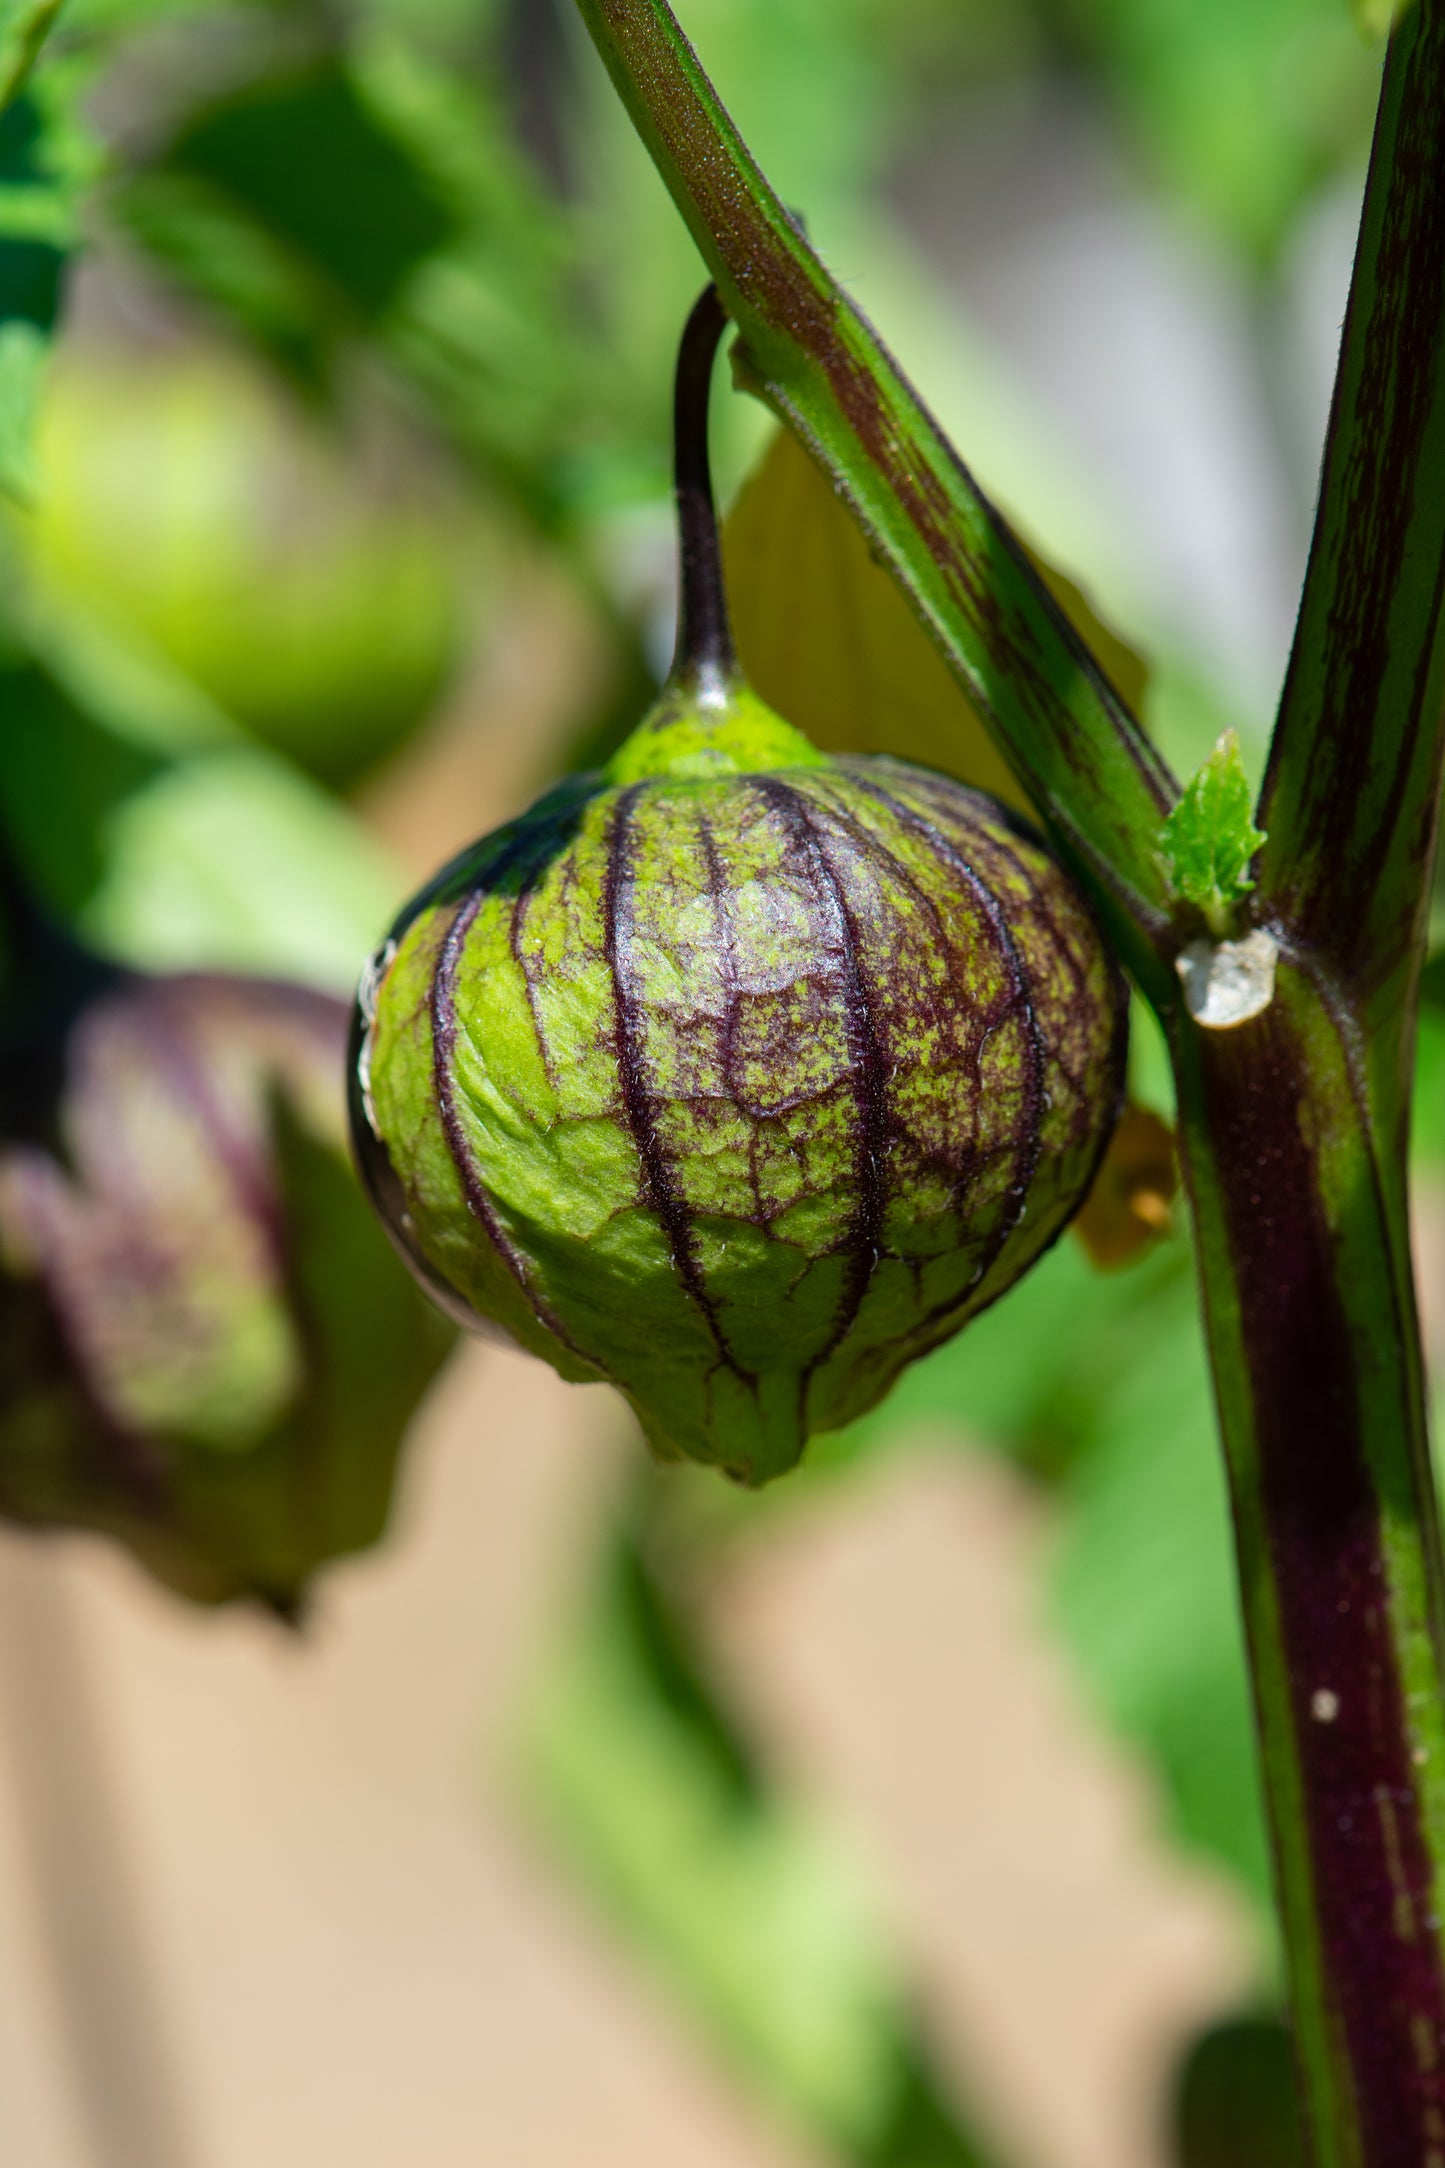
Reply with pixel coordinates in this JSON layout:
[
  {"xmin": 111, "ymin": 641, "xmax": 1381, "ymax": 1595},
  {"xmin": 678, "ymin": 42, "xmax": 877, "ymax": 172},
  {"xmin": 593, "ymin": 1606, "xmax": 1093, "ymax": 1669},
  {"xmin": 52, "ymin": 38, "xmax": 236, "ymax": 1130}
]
[
  {"xmin": 1172, "ymin": 6, "xmax": 1445, "ymax": 2151},
  {"xmin": 353, "ymin": 296, "xmax": 1126, "ymax": 1486},
  {"xmin": 567, "ymin": 0, "xmax": 1445, "ymax": 2157}
]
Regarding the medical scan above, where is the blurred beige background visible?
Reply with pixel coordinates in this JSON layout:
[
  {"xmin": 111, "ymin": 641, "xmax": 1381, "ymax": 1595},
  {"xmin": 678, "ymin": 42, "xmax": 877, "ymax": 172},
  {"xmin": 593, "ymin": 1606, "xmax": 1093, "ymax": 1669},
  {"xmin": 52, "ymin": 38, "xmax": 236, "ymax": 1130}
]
[{"xmin": 0, "ymin": 1329, "xmax": 1258, "ymax": 2168}]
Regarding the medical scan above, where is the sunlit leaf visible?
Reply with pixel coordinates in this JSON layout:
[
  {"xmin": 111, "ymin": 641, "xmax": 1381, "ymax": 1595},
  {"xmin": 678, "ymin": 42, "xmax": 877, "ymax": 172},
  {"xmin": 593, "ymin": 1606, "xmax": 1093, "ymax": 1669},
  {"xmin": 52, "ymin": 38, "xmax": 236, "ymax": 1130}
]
[
  {"xmin": 82, "ymin": 747, "xmax": 401, "ymax": 989},
  {"xmin": 725, "ymin": 425, "xmax": 1148, "ymax": 814}
]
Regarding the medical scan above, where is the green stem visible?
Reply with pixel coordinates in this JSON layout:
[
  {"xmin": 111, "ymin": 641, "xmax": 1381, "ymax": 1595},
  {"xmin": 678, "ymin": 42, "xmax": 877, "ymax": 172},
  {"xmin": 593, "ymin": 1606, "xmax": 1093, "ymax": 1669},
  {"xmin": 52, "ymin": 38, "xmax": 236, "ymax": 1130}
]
[
  {"xmin": 1174, "ymin": 959, "xmax": 1445, "ymax": 2164},
  {"xmin": 1256, "ymin": 0, "xmax": 1445, "ymax": 1156},
  {"xmin": 1180, "ymin": 8, "xmax": 1445, "ymax": 2151},
  {"xmin": 670, "ymin": 283, "xmax": 737, "ymax": 695},
  {"xmin": 571, "ymin": 0, "xmax": 1180, "ymax": 1003}
]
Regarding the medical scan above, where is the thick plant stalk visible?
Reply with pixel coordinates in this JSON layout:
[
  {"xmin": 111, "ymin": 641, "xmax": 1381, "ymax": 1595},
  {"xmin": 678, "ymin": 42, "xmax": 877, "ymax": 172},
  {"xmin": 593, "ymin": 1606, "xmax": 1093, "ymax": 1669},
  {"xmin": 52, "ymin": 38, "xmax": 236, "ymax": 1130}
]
[
  {"xmin": 570, "ymin": 0, "xmax": 1445, "ymax": 2158},
  {"xmin": 1258, "ymin": 0, "xmax": 1445, "ymax": 1058},
  {"xmin": 1174, "ymin": 960, "xmax": 1445, "ymax": 2160},
  {"xmin": 1178, "ymin": 8, "xmax": 1445, "ymax": 2155}
]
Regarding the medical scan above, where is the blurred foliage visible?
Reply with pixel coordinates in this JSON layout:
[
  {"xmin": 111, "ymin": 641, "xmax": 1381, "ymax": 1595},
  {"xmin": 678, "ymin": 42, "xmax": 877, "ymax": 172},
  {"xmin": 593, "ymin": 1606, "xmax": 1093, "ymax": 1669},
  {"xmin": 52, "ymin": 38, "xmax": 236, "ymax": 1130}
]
[
  {"xmin": 525, "ymin": 1482, "xmax": 1008, "ymax": 2166},
  {"xmin": 827, "ymin": 1231, "xmax": 1276, "ymax": 1915},
  {"xmin": 1055, "ymin": 0, "xmax": 1379, "ymax": 260},
  {"xmin": 1172, "ymin": 2016, "xmax": 1305, "ymax": 2168}
]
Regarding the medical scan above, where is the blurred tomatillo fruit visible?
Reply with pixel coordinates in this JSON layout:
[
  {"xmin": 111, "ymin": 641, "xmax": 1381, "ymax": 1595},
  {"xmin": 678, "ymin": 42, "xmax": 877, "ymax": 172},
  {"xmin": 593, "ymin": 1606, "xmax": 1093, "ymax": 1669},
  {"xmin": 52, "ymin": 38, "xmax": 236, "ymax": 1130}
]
[
  {"xmin": 351, "ymin": 290, "xmax": 1126, "ymax": 1485},
  {"xmin": 0, "ymin": 877, "xmax": 452, "ymax": 1610},
  {"xmin": 31, "ymin": 347, "xmax": 463, "ymax": 790}
]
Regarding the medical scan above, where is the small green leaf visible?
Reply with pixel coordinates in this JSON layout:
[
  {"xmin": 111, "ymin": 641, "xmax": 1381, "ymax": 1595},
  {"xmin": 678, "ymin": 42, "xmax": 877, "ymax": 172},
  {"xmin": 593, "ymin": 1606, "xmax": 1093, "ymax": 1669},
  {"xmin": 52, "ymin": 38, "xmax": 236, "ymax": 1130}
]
[{"xmin": 1161, "ymin": 730, "xmax": 1266, "ymax": 932}]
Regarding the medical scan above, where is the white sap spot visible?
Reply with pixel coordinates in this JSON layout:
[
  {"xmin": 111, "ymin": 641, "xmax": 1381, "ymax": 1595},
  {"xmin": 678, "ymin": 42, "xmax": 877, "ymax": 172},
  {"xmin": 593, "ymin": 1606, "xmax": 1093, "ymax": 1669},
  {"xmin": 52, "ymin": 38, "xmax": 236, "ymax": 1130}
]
[
  {"xmin": 1176, "ymin": 928, "xmax": 1278, "ymax": 1029},
  {"xmin": 1311, "ymin": 1688, "xmax": 1341, "ymax": 1724}
]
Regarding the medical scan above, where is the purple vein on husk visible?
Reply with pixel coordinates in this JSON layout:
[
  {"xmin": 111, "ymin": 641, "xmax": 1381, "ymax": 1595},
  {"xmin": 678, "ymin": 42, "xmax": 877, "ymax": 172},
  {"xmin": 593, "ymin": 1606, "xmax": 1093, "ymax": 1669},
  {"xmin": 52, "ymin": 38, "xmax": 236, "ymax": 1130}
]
[
  {"xmin": 836, "ymin": 769, "xmax": 1050, "ymax": 1305},
  {"xmin": 432, "ymin": 889, "xmax": 584, "ymax": 1358},
  {"xmin": 603, "ymin": 785, "xmax": 753, "ymax": 1387},
  {"xmin": 753, "ymin": 777, "xmax": 889, "ymax": 1405}
]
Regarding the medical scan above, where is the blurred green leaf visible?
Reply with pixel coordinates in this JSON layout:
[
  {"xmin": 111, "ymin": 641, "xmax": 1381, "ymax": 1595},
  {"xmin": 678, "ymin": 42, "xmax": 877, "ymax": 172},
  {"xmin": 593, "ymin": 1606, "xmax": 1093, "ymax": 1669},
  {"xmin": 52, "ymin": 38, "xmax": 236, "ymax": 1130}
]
[
  {"xmin": 608, "ymin": 1528, "xmax": 761, "ymax": 1811},
  {"xmin": 0, "ymin": 0, "xmax": 65, "ymax": 117},
  {"xmin": 1050, "ymin": 1267, "xmax": 1272, "ymax": 1909},
  {"xmin": 163, "ymin": 60, "xmax": 457, "ymax": 322},
  {"xmin": 0, "ymin": 313, "xmax": 45, "ymax": 493},
  {"xmin": 828, "ymin": 1235, "xmax": 1273, "ymax": 1915},
  {"xmin": 117, "ymin": 170, "xmax": 335, "ymax": 382},
  {"xmin": 1414, "ymin": 1003, "xmax": 1445, "ymax": 1168},
  {"xmin": 356, "ymin": 32, "xmax": 607, "ymax": 518},
  {"xmin": 0, "ymin": 84, "xmax": 80, "ymax": 501},
  {"xmin": 0, "ymin": 654, "xmax": 164, "ymax": 913},
  {"xmin": 82, "ymin": 746, "xmax": 402, "ymax": 988},
  {"xmin": 1172, "ymin": 2015, "xmax": 1305, "ymax": 2168},
  {"xmin": 115, "ymin": 36, "xmax": 594, "ymax": 525}
]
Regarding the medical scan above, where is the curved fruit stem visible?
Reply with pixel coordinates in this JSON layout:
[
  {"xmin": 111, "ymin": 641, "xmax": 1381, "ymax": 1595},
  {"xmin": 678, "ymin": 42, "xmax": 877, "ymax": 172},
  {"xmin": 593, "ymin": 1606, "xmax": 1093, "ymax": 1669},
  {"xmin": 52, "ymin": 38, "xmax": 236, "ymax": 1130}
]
[{"xmin": 671, "ymin": 283, "xmax": 737, "ymax": 697}]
